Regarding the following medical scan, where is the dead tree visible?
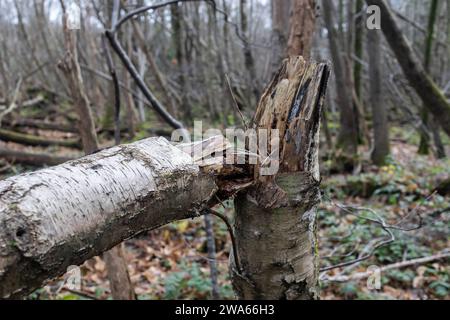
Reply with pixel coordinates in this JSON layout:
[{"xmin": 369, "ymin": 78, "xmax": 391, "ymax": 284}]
[
  {"xmin": 0, "ymin": 138, "xmax": 221, "ymax": 298},
  {"xmin": 231, "ymin": 57, "xmax": 329, "ymax": 300},
  {"xmin": 0, "ymin": 57, "xmax": 329, "ymax": 300}
]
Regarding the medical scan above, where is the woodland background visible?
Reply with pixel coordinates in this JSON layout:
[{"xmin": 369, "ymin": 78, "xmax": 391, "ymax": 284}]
[{"xmin": 0, "ymin": 0, "xmax": 449, "ymax": 300}]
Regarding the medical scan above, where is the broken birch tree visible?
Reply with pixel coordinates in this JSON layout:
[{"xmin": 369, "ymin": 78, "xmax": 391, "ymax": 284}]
[
  {"xmin": 0, "ymin": 138, "xmax": 220, "ymax": 298},
  {"xmin": 231, "ymin": 57, "xmax": 330, "ymax": 300},
  {"xmin": 0, "ymin": 57, "xmax": 330, "ymax": 300}
]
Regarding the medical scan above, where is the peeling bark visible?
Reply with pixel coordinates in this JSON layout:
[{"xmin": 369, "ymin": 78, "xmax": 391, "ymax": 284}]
[
  {"xmin": 0, "ymin": 138, "xmax": 218, "ymax": 298},
  {"xmin": 231, "ymin": 57, "xmax": 330, "ymax": 300}
]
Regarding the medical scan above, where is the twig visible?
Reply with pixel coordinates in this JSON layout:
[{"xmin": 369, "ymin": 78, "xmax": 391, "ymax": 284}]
[
  {"xmin": 104, "ymin": 0, "xmax": 218, "ymax": 133},
  {"xmin": 319, "ymin": 192, "xmax": 426, "ymax": 273},
  {"xmin": 60, "ymin": 287, "xmax": 99, "ymax": 300},
  {"xmin": 203, "ymin": 214, "xmax": 219, "ymax": 299},
  {"xmin": 104, "ymin": 30, "xmax": 184, "ymax": 131},
  {"xmin": 0, "ymin": 162, "xmax": 12, "ymax": 174},
  {"xmin": 79, "ymin": 63, "xmax": 150, "ymax": 107},
  {"xmin": 0, "ymin": 77, "xmax": 23, "ymax": 126},
  {"xmin": 323, "ymin": 250, "xmax": 450, "ymax": 282},
  {"xmin": 113, "ymin": 0, "xmax": 216, "ymax": 34},
  {"xmin": 102, "ymin": 36, "xmax": 121, "ymax": 145},
  {"xmin": 207, "ymin": 209, "xmax": 242, "ymax": 273}
]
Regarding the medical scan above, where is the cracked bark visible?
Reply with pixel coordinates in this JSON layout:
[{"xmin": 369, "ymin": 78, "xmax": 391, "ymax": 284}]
[
  {"xmin": 231, "ymin": 57, "xmax": 330, "ymax": 300},
  {"xmin": 0, "ymin": 138, "xmax": 218, "ymax": 298}
]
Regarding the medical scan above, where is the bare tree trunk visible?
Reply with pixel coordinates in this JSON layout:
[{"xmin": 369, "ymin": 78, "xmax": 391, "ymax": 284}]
[
  {"xmin": 0, "ymin": 138, "xmax": 218, "ymax": 298},
  {"xmin": 368, "ymin": 28, "xmax": 390, "ymax": 165},
  {"xmin": 171, "ymin": 3, "xmax": 191, "ymax": 122},
  {"xmin": 240, "ymin": 0, "xmax": 260, "ymax": 105},
  {"xmin": 270, "ymin": 0, "xmax": 290, "ymax": 79},
  {"xmin": 136, "ymin": 49, "xmax": 147, "ymax": 122},
  {"xmin": 231, "ymin": 57, "xmax": 330, "ymax": 300},
  {"xmin": 353, "ymin": 0, "xmax": 364, "ymax": 103},
  {"xmin": 125, "ymin": 23, "xmax": 138, "ymax": 138},
  {"xmin": 57, "ymin": 3, "xmax": 135, "ymax": 300},
  {"xmin": 222, "ymin": 0, "xmax": 232, "ymax": 75},
  {"xmin": 271, "ymin": 0, "xmax": 291, "ymax": 74},
  {"xmin": 419, "ymin": 0, "xmax": 446, "ymax": 158},
  {"xmin": 366, "ymin": 0, "xmax": 450, "ymax": 138},
  {"xmin": 322, "ymin": 0, "xmax": 359, "ymax": 165},
  {"xmin": 287, "ymin": 0, "xmax": 316, "ymax": 59},
  {"xmin": 131, "ymin": 19, "xmax": 178, "ymax": 116}
]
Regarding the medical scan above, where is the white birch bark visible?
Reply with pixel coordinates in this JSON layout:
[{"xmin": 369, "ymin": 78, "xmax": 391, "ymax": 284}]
[{"xmin": 0, "ymin": 137, "xmax": 217, "ymax": 298}]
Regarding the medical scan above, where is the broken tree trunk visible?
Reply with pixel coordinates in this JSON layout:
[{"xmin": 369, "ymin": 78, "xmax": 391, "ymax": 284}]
[
  {"xmin": 230, "ymin": 57, "xmax": 330, "ymax": 299},
  {"xmin": 0, "ymin": 56, "xmax": 329, "ymax": 300},
  {"xmin": 0, "ymin": 137, "xmax": 218, "ymax": 298}
]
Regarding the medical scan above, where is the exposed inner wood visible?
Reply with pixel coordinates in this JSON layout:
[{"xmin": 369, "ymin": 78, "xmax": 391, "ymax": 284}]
[{"xmin": 231, "ymin": 57, "xmax": 330, "ymax": 300}]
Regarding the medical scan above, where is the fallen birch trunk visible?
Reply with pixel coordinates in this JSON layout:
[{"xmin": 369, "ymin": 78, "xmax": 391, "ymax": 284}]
[
  {"xmin": 0, "ymin": 56, "xmax": 330, "ymax": 300},
  {"xmin": 0, "ymin": 137, "xmax": 220, "ymax": 298}
]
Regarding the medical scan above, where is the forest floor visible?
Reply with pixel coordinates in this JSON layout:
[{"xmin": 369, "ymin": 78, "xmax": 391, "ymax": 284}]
[{"xmin": 1, "ymin": 123, "xmax": 449, "ymax": 300}]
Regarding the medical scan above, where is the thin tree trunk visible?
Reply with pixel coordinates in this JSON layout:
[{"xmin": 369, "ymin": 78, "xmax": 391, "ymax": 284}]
[
  {"xmin": 353, "ymin": 0, "xmax": 364, "ymax": 102},
  {"xmin": 287, "ymin": 0, "xmax": 316, "ymax": 59},
  {"xmin": 231, "ymin": 57, "xmax": 330, "ymax": 300},
  {"xmin": 368, "ymin": 29, "xmax": 390, "ymax": 165},
  {"xmin": 240, "ymin": 0, "xmax": 260, "ymax": 105},
  {"xmin": 125, "ymin": 23, "xmax": 138, "ymax": 138},
  {"xmin": 171, "ymin": 4, "xmax": 191, "ymax": 122},
  {"xmin": 131, "ymin": 19, "xmax": 178, "ymax": 116},
  {"xmin": 419, "ymin": 0, "xmax": 446, "ymax": 158},
  {"xmin": 136, "ymin": 49, "xmax": 147, "ymax": 122},
  {"xmin": 204, "ymin": 214, "xmax": 219, "ymax": 299},
  {"xmin": 322, "ymin": 0, "xmax": 359, "ymax": 165},
  {"xmin": 271, "ymin": 0, "xmax": 291, "ymax": 75}
]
